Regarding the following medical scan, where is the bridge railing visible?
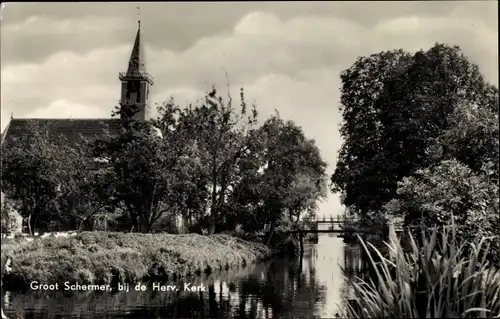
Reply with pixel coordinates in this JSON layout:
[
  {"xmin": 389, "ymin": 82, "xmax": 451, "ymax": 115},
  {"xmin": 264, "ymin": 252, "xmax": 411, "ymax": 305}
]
[
  {"xmin": 302, "ymin": 215, "xmax": 357, "ymax": 224},
  {"xmin": 300, "ymin": 215, "xmax": 406, "ymax": 232}
]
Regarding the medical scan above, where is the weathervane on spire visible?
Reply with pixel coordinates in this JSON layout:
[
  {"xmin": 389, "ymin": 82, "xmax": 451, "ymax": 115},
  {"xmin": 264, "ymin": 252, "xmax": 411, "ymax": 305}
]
[{"xmin": 137, "ymin": 6, "xmax": 141, "ymax": 28}]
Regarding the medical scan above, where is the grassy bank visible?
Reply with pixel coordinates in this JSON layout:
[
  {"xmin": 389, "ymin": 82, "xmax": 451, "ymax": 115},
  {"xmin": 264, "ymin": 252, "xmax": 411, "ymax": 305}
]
[{"xmin": 1, "ymin": 231, "xmax": 272, "ymax": 289}]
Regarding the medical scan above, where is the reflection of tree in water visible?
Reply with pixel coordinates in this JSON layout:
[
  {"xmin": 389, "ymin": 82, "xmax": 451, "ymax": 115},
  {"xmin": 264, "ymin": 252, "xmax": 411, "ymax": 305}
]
[
  {"xmin": 235, "ymin": 257, "xmax": 327, "ymax": 318},
  {"xmin": 137, "ymin": 257, "xmax": 326, "ymax": 318},
  {"xmin": 341, "ymin": 243, "xmax": 373, "ymax": 314},
  {"xmin": 5, "ymin": 257, "xmax": 327, "ymax": 319},
  {"xmin": 110, "ymin": 257, "xmax": 328, "ymax": 318}
]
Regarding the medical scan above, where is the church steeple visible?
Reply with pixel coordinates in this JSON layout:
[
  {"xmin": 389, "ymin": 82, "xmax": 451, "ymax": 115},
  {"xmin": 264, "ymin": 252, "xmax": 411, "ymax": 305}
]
[
  {"xmin": 126, "ymin": 20, "xmax": 147, "ymax": 76},
  {"xmin": 119, "ymin": 19, "xmax": 154, "ymax": 121}
]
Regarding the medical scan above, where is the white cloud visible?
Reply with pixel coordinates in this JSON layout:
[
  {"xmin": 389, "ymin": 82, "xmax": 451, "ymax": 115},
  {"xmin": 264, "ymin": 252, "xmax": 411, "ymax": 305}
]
[
  {"xmin": 234, "ymin": 12, "xmax": 283, "ymax": 36},
  {"xmin": 3, "ymin": 15, "xmax": 125, "ymax": 35},
  {"xmin": 1, "ymin": 8, "xmax": 497, "ymax": 217}
]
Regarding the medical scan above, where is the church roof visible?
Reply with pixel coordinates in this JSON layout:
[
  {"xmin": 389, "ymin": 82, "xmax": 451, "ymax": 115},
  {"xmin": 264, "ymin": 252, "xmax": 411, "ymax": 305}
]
[{"xmin": 1, "ymin": 118, "xmax": 122, "ymax": 148}]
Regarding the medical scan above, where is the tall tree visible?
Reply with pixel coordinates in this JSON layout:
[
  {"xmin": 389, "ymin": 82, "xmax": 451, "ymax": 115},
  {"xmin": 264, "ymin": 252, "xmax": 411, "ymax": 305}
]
[
  {"xmin": 91, "ymin": 117, "xmax": 172, "ymax": 232},
  {"xmin": 232, "ymin": 116, "xmax": 328, "ymax": 244},
  {"xmin": 56, "ymin": 143, "xmax": 115, "ymax": 231},
  {"xmin": 152, "ymin": 100, "xmax": 210, "ymax": 232},
  {"xmin": 332, "ymin": 43, "xmax": 497, "ymax": 218},
  {"xmin": 91, "ymin": 101, "xmax": 209, "ymax": 233},
  {"xmin": 179, "ymin": 87, "xmax": 259, "ymax": 234},
  {"xmin": 1, "ymin": 121, "xmax": 74, "ymax": 234}
]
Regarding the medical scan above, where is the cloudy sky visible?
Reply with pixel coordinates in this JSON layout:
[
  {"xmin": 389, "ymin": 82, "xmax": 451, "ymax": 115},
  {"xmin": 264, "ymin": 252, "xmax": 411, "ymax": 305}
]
[{"xmin": 1, "ymin": 2, "xmax": 498, "ymax": 216}]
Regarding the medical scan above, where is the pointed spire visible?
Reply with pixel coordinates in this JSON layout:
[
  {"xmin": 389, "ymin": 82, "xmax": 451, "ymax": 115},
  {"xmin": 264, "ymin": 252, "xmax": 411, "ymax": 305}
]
[
  {"xmin": 126, "ymin": 19, "xmax": 146, "ymax": 76},
  {"xmin": 119, "ymin": 15, "xmax": 154, "ymax": 85}
]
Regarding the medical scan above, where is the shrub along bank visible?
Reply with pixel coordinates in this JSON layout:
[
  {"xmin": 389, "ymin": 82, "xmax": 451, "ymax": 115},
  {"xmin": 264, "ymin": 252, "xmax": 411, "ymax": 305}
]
[{"xmin": 0, "ymin": 231, "xmax": 272, "ymax": 289}]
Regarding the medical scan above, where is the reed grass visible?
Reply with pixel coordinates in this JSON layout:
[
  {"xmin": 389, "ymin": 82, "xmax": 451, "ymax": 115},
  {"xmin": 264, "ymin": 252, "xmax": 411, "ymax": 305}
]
[{"xmin": 343, "ymin": 222, "xmax": 500, "ymax": 318}]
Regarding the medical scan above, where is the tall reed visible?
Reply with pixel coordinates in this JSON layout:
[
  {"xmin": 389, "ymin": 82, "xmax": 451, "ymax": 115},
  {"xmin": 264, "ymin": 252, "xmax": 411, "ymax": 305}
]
[{"xmin": 343, "ymin": 222, "xmax": 500, "ymax": 318}]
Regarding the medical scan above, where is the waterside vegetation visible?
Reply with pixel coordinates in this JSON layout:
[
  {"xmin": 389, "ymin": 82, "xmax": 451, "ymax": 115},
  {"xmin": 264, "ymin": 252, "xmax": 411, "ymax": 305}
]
[
  {"xmin": 334, "ymin": 43, "xmax": 499, "ymax": 319},
  {"xmin": 1, "ymin": 232, "xmax": 271, "ymax": 289},
  {"xmin": 344, "ymin": 223, "xmax": 500, "ymax": 319}
]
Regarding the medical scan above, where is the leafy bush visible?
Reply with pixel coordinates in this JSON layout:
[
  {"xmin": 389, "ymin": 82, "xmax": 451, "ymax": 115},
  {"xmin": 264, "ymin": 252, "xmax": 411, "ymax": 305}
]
[
  {"xmin": 344, "ymin": 223, "xmax": 500, "ymax": 318},
  {"xmin": 386, "ymin": 159, "xmax": 499, "ymax": 264}
]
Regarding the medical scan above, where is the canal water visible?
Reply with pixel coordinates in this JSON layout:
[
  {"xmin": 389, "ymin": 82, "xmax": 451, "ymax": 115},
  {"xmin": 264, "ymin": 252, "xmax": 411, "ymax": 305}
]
[{"xmin": 2, "ymin": 233, "xmax": 363, "ymax": 319}]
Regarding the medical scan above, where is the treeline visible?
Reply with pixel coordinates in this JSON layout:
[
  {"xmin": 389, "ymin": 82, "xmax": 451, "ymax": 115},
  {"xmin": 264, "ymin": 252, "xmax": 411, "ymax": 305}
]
[
  {"xmin": 331, "ymin": 43, "xmax": 499, "ymax": 263},
  {"xmin": 1, "ymin": 88, "xmax": 328, "ymax": 246}
]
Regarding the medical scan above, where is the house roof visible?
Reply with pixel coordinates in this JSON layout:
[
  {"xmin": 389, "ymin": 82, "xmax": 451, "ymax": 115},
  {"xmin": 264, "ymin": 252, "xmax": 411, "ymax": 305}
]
[{"xmin": 1, "ymin": 118, "xmax": 122, "ymax": 148}]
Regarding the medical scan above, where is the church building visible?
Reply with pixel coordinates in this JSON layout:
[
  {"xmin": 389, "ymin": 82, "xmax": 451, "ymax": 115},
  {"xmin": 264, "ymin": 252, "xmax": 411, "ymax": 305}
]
[{"xmin": 1, "ymin": 20, "xmax": 154, "ymax": 147}]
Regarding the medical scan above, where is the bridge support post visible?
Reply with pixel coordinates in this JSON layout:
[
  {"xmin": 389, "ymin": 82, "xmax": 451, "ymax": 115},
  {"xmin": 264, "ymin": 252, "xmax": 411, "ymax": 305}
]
[{"xmin": 299, "ymin": 231, "xmax": 304, "ymax": 256}]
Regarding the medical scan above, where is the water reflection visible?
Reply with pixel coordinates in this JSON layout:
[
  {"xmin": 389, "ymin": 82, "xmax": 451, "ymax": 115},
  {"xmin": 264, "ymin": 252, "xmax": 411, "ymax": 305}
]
[{"xmin": 3, "ymin": 235, "xmax": 362, "ymax": 319}]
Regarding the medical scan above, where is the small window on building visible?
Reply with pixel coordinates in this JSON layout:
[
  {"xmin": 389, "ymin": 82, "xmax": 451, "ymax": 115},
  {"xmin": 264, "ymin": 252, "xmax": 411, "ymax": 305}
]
[
  {"xmin": 131, "ymin": 81, "xmax": 139, "ymax": 92},
  {"xmin": 136, "ymin": 91, "xmax": 141, "ymax": 103}
]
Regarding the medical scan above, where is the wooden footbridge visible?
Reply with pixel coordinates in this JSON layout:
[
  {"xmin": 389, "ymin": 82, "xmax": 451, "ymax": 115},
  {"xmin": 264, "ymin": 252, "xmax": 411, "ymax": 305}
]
[
  {"xmin": 290, "ymin": 215, "xmax": 374, "ymax": 234},
  {"xmin": 290, "ymin": 214, "xmax": 403, "ymax": 250},
  {"xmin": 289, "ymin": 214, "xmax": 403, "ymax": 235}
]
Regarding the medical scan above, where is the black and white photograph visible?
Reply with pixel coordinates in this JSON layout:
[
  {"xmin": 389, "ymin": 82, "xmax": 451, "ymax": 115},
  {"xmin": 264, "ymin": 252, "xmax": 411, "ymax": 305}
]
[{"xmin": 1, "ymin": 2, "xmax": 499, "ymax": 318}]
